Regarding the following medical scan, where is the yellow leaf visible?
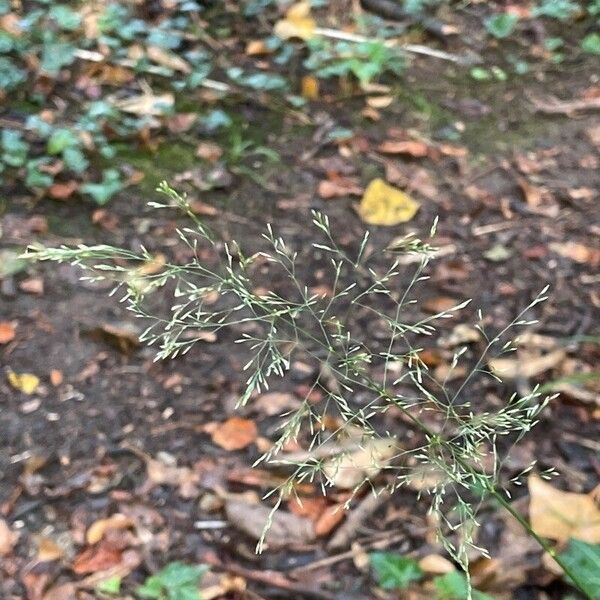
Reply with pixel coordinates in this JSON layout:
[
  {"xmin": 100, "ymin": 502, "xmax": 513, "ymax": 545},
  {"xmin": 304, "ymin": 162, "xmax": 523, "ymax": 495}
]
[
  {"xmin": 7, "ymin": 371, "xmax": 40, "ymax": 395},
  {"xmin": 528, "ymin": 474, "xmax": 600, "ymax": 543},
  {"xmin": 86, "ymin": 513, "xmax": 134, "ymax": 545},
  {"xmin": 357, "ymin": 178, "xmax": 420, "ymax": 226},
  {"xmin": 301, "ymin": 75, "xmax": 319, "ymax": 100},
  {"xmin": 274, "ymin": 1, "xmax": 316, "ymax": 41}
]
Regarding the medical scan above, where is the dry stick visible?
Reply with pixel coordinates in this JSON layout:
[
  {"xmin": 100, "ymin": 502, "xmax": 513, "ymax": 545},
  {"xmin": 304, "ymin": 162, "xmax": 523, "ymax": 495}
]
[
  {"xmin": 527, "ymin": 92, "xmax": 600, "ymax": 115},
  {"xmin": 327, "ymin": 488, "xmax": 390, "ymax": 550},
  {"xmin": 202, "ymin": 558, "xmax": 336, "ymax": 600}
]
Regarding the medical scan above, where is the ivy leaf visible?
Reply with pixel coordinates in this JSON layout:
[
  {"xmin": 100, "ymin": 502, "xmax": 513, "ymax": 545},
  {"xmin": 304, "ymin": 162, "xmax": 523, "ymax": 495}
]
[
  {"xmin": 40, "ymin": 42, "xmax": 75, "ymax": 75},
  {"xmin": 581, "ymin": 33, "xmax": 600, "ymax": 55},
  {"xmin": 63, "ymin": 147, "xmax": 89, "ymax": 174},
  {"xmin": 48, "ymin": 5, "xmax": 82, "ymax": 30},
  {"xmin": 558, "ymin": 539, "xmax": 600, "ymax": 597},
  {"xmin": 1, "ymin": 129, "xmax": 29, "ymax": 167},
  {"xmin": 26, "ymin": 158, "xmax": 54, "ymax": 188},
  {"xmin": 136, "ymin": 563, "xmax": 208, "ymax": 600},
  {"xmin": 370, "ymin": 552, "xmax": 423, "ymax": 589},
  {"xmin": 485, "ymin": 13, "xmax": 519, "ymax": 39},
  {"xmin": 81, "ymin": 169, "xmax": 123, "ymax": 205},
  {"xmin": 47, "ymin": 129, "xmax": 79, "ymax": 155},
  {"xmin": 136, "ymin": 575, "xmax": 163, "ymax": 599},
  {"xmin": 0, "ymin": 57, "xmax": 25, "ymax": 90},
  {"xmin": 95, "ymin": 575, "xmax": 121, "ymax": 595},
  {"xmin": 433, "ymin": 572, "xmax": 493, "ymax": 600}
]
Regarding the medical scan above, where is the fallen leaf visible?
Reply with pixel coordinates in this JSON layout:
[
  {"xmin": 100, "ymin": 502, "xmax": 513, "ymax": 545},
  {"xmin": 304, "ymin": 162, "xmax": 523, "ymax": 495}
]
[
  {"xmin": 146, "ymin": 46, "xmax": 191, "ymax": 74},
  {"xmin": 301, "ymin": 74, "xmax": 319, "ymax": 100},
  {"xmin": 41, "ymin": 583, "xmax": 77, "ymax": 600},
  {"xmin": 357, "ymin": 178, "xmax": 420, "ymax": 226},
  {"xmin": 419, "ymin": 554, "xmax": 455, "ymax": 574},
  {"xmin": 196, "ymin": 142, "xmax": 223, "ymax": 162},
  {"xmin": 225, "ymin": 497, "xmax": 315, "ymax": 548},
  {"xmin": 549, "ymin": 243, "xmax": 600, "ymax": 267},
  {"xmin": 378, "ymin": 140, "xmax": 429, "ymax": 157},
  {"xmin": 274, "ymin": 1, "xmax": 316, "ymax": 41},
  {"xmin": 489, "ymin": 350, "xmax": 565, "ymax": 379},
  {"xmin": 87, "ymin": 323, "xmax": 140, "ymax": 354},
  {"xmin": 528, "ymin": 474, "xmax": 600, "ymax": 543},
  {"xmin": 318, "ymin": 175, "xmax": 362, "ymax": 199},
  {"xmin": 144, "ymin": 454, "xmax": 200, "ymax": 499},
  {"xmin": 253, "ymin": 391, "xmax": 301, "ymax": 416},
  {"xmin": 0, "ymin": 249, "xmax": 29, "ymax": 278},
  {"xmin": 19, "ymin": 277, "xmax": 44, "ymax": 294},
  {"xmin": 211, "ymin": 417, "xmax": 257, "ymax": 451},
  {"xmin": 50, "ymin": 369, "xmax": 63, "ymax": 386},
  {"xmin": 314, "ymin": 504, "xmax": 345, "ymax": 536},
  {"xmin": 35, "ymin": 535, "xmax": 65, "ymax": 562},
  {"xmin": 366, "ymin": 95, "xmax": 394, "ymax": 109},
  {"xmin": 288, "ymin": 496, "xmax": 328, "ymax": 521},
  {"xmin": 49, "ymin": 181, "xmax": 79, "ymax": 200},
  {"xmin": 114, "ymin": 90, "xmax": 174, "ymax": 117},
  {"xmin": 0, "ymin": 321, "xmax": 16, "ymax": 344},
  {"xmin": 86, "ymin": 514, "xmax": 134, "ymax": 545},
  {"xmin": 423, "ymin": 297, "xmax": 459, "ymax": 314},
  {"xmin": 439, "ymin": 324, "xmax": 481, "ymax": 348},
  {"xmin": 323, "ymin": 438, "xmax": 397, "ymax": 489},
  {"xmin": 0, "ymin": 519, "xmax": 18, "ymax": 556},
  {"xmin": 166, "ymin": 113, "xmax": 197, "ymax": 133},
  {"xmin": 72, "ymin": 543, "xmax": 123, "ymax": 574},
  {"xmin": 246, "ymin": 40, "xmax": 271, "ymax": 55},
  {"xmin": 7, "ymin": 370, "xmax": 40, "ymax": 394}
]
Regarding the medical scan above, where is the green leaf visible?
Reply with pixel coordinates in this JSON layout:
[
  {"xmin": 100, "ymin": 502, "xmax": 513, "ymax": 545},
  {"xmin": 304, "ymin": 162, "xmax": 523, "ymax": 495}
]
[
  {"xmin": 0, "ymin": 57, "xmax": 26, "ymax": 90},
  {"xmin": 63, "ymin": 146, "xmax": 89, "ymax": 174},
  {"xmin": 26, "ymin": 158, "xmax": 54, "ymax": 188},
  {"xmin": 49, "ymin": 5, "xmax": 82, "ymax": 30},
  {"xmin": 137, "ymin": 575, "xmax": 163, "ymax": 599},
  {"xmin": 485, "ymin": 13, "xmax": 519, "ymax": 39},
  {"xmin": 40, "ymin": 42, "xmax": 75, "ymax": 75},
  {"xmin": 470, "ymin": 67, "xmax": 491, "ymax": 81},
  {"xmin": 81, "ymin": 169, "xmax": 123, "ymax": 205},
  {"xmin": 47, "ymin": 129, "xmax": 79, "ymax": 155},
  {"xmin": 581, "ymin": 33, "xmax": 600, "ymax": 55},
  {"xmin": 370, "ymin": 552, "xmax": 423, "ymax": 590},
  {"xmin": 434, "ymin": 572, "xmax": 493, "ymax": 600},
  {"xmin": 0, "ymin": 30, "xmax": 16, "ymax": 53},
  {"xmin": 0, "ymin": 249, "xmax": 28, "ymax": 279},
  {"xmin": 203, "ymin": 109, "xmax": 232, "ymax": 131},
  {"xmin": 96, "ymin": 575, "xmax": 122, "ymax": 595},
  {"xmin": 1, "ymin": 129, "xmax": 29, "ymax": 167},
  {"xmin": 532, "ymin": 0, "xmax": 580, "ymax": 21},
  {"xmin": 558, "ymin": 539, "xmax": 600, "ymax": 598}
]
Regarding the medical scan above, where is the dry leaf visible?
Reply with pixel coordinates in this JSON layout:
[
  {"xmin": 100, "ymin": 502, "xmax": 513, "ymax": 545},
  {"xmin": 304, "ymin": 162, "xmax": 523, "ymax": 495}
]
[
  {"xmin": 253, "ymin": 392, "xmax": 301, "ymax": 416},
  {"xmin": 378, "ymin": 140, "xmax": 429, "ymax": 157},
  {"xmin": 419, "ymin": 554, "xmax": 455, "ymax": 574},
  {"xmin": 318, "ymin": 176, "xmax": 362, "ymax": 199},
  {"xmin": 357, "ymin": 178, "xmax": 420, "ymax": 226},
  {"xmin": 225, "ymin": 497, "xmax": 315, "ymax": 548},
  {"xmin": 489, "ymin": 350, "xmax": 565, "ymax": 379},
  {"xmin": 50, "ymin": 369, "xmax": 63, "ymax": 386},
  {"xmin": 549, "ymin": 242, "xmax": 600, "ymax": 267},
  {"xmin": 146, "ymin": 46, "xmax": 191, "ymax": 74},
  {"xmin": 49, "ymin": 181, "xmax": 79, "ymax": 200},
  {"xmin": 7, "ymin": 370, "xmax": 40, "ymax": 394},
  {"xmin": 42, "ymin": 583, "xmax": 77, "ymax": 600},
  {"xmin": 528, "ymin": 474, "xmax": 600, "ymax": 543},
  {"xmin": 301, "ymin": 75, "xmax": 319, "ymax": 100},
  {"xmin": 0, "ymin": 519, "xmax": 18, "ymax": 556},
  {"xmin": 366, "ymin": 96, "xmax": 394, "ymax": 109},
  {"xmin": 115, "ymin": 91, "xmax": 174, "ymax": 117},
  {"xmin": 211, "ymin": 417, "xmax": 257, "ymax": 451},
  {"xmin": 196, "ymin": 142, "xmax": 223, "ymax": 162},
  {"xmin": 314, "ymin": 504, "xmax": 345, "ymax": 536},
  {"xmin": 72, "ymin": 543, "xmax": 123, "ymax": 574},
  {"xmin": 35, "ymin": 536, "xmax": 65, "ymax": 562},
  {"xmin": 86, "ymin": 514, "xmax": 134, "ymax": 545},
  {"xmin": 0, "ymin": 321, "xmax": 16, "ymax": 344},
  {"xmin": 323, "ymin": 438, "xmax": 396, "ymax": 489},
  {"xmin": 19, "ymin": 277, "xmax": 44, "ymax": 295},
  {"xmin": 144, "ymin": 454, "xmax": 200, "ymax": 499},
  {"xmin": 423, "ymin": 296, "xmax": 459, "ymax": 314},
  {"xmin": 274, "ymin": 1, "xmax": 316, "ymax": 40}
]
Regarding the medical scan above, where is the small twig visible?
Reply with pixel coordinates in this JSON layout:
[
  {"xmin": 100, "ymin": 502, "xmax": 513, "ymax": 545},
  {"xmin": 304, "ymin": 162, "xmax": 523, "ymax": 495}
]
[
  {"xmin": 327, "ymin": 488, "xmax": 390, "ymax": 550},
  {"xmin": 527, "ymin": 91, "xmax": 600, "ymax": 115},
  {"xmin": 203, "ymin": 558, "xmax": 336, "ymax": 600}
]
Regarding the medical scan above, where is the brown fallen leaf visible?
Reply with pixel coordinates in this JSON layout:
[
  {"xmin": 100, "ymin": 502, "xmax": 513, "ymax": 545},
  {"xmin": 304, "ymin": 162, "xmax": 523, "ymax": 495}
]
[
  {"xmin": 41, "ymin": 583, "xmax": 77, "ymax": 600},
  {"xmin": 314, "ymin": 504, "xmax": 345, "ymax": 536},
  {"xmin": 423, "ymin": 296, "xmax": 459, "ymax": 314},
  {"xmin": 212, "ymin": 417, "xmax": 258, "ymax": 451},
  {"xmin": 225, "ymin": 497, "xmax": 315, "ymax": 548},
  {"xmin": 419, "ymin": 554, "xmax": 455, "ymax": 574},
  {"xmin": 377, "ymin": 140, "xmax": 429, "ymax": 157},
  {"xmin": 49, "ymin": 181, "xmax": 79, "ymax": 200},
  {"xmin": 86, "ymin": 513, "xmax": 134, "ymax": 545},
  {"xmin": 35, "ymin": 535, "xmax": 65, "ymax": 562},
  {"xmin": 528, "ymin": 474, "xmax": 600, "ymax": 543},
  {"xmin": 0, "ymin": 518, "xmax": 19, "ymax": 556},
  {"xmin": 87, "ymin": 323, "xmax": 140, "ymax": 354},
  {"xmin": 196, "ymin": 142, "xmax": 223, "ymax": 162},
  {"xmin": 49, "ymin": 369, "xmax": 63, "ymax": 386},
  {"xmin": 549, "ymin": 242, "xmax": 600, "ymax": 267},
  {"xmin": 489, "ymin": 350, "xmax": 565, "ymax": 380},
  {"xmin": 72, "ymin": 543, "xmax": 123, "ymax": 574},
  {"xmin": 253, "ymin": 392, "xmax": 301, "ymax": 416},
  {"xmin": 301, "ymin": 74, "xmax": 319, "ymax": 100},
  {"xmin": 19, "ymin": 277, "xmax": 44, "ymax": 295},
  {"xmin": 323, "ymin": 438, "xmax": 397, "ymax": 489},
  {"xmin": 0, "ymin": 321, "xmax": 16, "ymax": 344},
  {"xmin": 318, "ymin": 176, "xmax": 363, "ymax": 199},
  {"xmin": 115, "ymin": 90, "xmax": 174, "ymax": 117}
]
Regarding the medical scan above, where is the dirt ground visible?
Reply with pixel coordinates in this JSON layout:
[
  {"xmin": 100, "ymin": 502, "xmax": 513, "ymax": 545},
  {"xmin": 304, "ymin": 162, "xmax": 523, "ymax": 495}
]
[{"xmin": 1, "ymin": 8, "xmax": 599, "ymax": 599}]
